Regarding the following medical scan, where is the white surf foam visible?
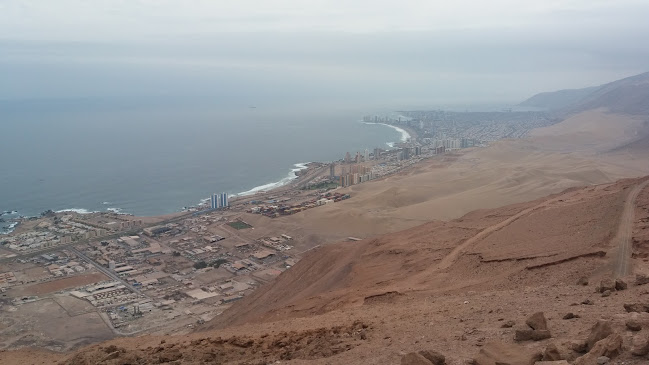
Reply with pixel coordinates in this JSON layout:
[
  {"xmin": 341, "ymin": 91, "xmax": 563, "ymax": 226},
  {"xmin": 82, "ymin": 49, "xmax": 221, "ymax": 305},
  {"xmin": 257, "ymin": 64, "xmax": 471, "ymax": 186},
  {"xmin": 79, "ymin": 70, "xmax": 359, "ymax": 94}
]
[
  {"xmin": 237, "ymin": 162, "xmax": 310, "ymax": 197},
  {"xmin": 360, "ymin": 121, "xmax": 411, "ymax": 146},
  {"xmin": 55, "ymin": 208, "xmax": 98, "ymax": 214}
]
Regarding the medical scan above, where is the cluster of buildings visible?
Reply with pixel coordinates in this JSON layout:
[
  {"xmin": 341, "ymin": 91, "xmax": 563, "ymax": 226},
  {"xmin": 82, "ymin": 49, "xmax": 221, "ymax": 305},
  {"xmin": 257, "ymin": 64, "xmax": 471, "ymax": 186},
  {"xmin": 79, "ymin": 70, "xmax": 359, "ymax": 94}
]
[
  {"xmin": 249, "ymin": 191, "xmax": 350, "ymax": 218},
  {"xmin": 337, "ymin": 164, "xmax": 376, "ymax": 187},
  {"xmin": 426, "ymin": 138, "xmax": 477, "ymax": 150},
  {"xmin": 210, "ymin": 193, "xmax": 229, "ymax": 210},
  {"xmin": 0, "ymin": 212, "xmax": 145, "ymax": 254}
]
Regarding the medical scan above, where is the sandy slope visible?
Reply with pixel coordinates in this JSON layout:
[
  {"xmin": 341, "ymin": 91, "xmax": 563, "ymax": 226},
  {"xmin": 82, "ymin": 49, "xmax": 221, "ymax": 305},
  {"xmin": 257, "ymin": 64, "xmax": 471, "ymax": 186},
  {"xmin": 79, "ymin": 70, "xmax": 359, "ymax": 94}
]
[{"xmin": 255, "ymin": 109, "xmax": 649, "ymax": 244}]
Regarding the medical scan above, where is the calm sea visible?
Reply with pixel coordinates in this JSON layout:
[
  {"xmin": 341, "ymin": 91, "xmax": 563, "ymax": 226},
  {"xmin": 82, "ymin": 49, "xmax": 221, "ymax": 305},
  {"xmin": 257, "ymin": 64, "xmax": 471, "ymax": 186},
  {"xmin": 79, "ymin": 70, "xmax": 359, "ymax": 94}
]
[{"xmin": 0, "ymin": 98, "xmax": 400, "ymax": 230}]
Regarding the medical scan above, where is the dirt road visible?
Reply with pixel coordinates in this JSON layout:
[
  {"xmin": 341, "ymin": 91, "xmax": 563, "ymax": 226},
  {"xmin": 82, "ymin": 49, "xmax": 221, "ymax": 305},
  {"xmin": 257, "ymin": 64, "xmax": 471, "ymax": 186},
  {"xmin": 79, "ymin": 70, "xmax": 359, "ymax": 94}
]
[{"xmin": 614, "ymin": 179, "xmax": 649, "ymax": 277}]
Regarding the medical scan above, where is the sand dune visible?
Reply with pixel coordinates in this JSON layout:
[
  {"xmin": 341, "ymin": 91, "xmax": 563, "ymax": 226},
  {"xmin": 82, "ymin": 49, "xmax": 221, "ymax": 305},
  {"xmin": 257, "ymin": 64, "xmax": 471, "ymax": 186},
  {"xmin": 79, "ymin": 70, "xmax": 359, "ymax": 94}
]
[{"xmin": 259, "ymin": 110, "xmax": 648, "ymax": 244}]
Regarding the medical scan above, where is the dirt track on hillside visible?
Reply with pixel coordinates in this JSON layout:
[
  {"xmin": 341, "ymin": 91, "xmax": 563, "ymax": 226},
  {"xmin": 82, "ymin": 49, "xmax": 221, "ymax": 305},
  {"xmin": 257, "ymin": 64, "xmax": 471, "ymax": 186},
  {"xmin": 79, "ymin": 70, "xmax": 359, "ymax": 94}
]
[{"xmin": 614, "ymin": 179, "xmax": 649, "ymax": 276}]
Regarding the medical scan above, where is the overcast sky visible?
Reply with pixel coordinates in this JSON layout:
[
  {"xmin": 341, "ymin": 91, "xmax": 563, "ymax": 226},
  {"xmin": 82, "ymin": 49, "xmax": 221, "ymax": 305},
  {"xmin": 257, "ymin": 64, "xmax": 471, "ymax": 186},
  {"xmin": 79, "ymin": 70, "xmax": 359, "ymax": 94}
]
[{"xmin": 2, "ymin": 0, "xmax": 649, "ymax": 107}]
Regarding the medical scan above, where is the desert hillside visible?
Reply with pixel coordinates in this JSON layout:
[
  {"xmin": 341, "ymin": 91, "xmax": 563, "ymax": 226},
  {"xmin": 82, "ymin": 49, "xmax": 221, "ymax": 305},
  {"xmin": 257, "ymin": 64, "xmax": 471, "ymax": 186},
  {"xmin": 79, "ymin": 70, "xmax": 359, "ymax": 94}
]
[
  {"xmin": 242, "ymin": 108, "xmax": 649, "ymax": 246},
  {"xmin": 29, "ymin": 175, "xmax": 649, "ymax": 365}
]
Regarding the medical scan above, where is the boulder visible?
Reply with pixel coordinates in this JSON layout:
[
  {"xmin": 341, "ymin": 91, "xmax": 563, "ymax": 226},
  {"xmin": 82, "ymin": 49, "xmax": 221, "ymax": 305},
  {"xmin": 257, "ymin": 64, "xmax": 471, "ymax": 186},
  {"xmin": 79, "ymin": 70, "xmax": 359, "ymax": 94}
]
[
  {"xmin": 501, "ymin": 320, "xmax": 516, "ymax": 328},
  {"xmin": 598, "ymin": 279, "xmax": 616, "ymax": 293},
  {"xmin": 577, "ymin": 277, "xmax": 589, "ymax": 286},
  {"xmin": 515, "ymin": 329, "xmax": 552, "ymax": 342},
  {"xmin": 401, "ymin": 352, "xmax": 433, "ymax": 365},
  {"xmin": 562, "ymin": 313, "xmax": 579, "ymax": 320},
  {"xmin": 534, "ymin": 362, "xmax": 569, "ymax": 365},
  {"xmin": 418, "ymin": 350, "xmax": 445, "ymax": 365},
  {"xmin": 586, "ymin": 321, "xmax": 613, "ymax": 350},
  {"xmin": 614, "ymin": 278, "xmax": 627, "ymax": 291},
  {"xmin": 624, "ymin": 303, "xmax": 649, "ymax": 313},
  {"xmin": 574, "ymin": 333, "xmax": 623, "ymax": 365},
  {"xmin": 581, "ymin": 299, "xmax": 594, "ymax": 305},
  {"xmin": 636, "ymin": 273, "xmax": 649, "ymax": 286},
  {"xmin": 526, "ymin": 312, "xmax": 548, "ymax": 331},
  {"xmin": 474, "ymin": 341, "xmax": 542, "ymax": 365},
  {"xmin": 591, "ymin": 334, "xmax": 623, "ymax": 358},
  {"xmin": 631, "ymin": 334, "xmax": 649, "ymax": 356},
  {"xmin": 601, "ymin": 290, "xmax": 611, "ymax": 297},
  {"xmin": 626, "ymin": 319, "xmax": 642, "ymax": 331}
]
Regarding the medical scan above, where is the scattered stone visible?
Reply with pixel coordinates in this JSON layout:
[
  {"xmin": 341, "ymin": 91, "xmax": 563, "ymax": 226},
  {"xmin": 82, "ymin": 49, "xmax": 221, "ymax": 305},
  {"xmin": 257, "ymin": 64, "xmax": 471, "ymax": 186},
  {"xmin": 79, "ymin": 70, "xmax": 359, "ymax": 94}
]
[
  {"xmin": 534, "ymin": 361, "xmax": 569, "ymax": 365},
  {"xmin": 626, "ymin": 319, "xmax": 642, "ymax": 331},
  {"xmin": 359, "ymin": 330, "xmax": 368, "ymax": 340},
  {"xmin": 515, "ymin": 328, "xmax": 552, "ymax": 342},
  {"xmin": 526, "ymin": 312, "xmax": 548, "ymax": 331},
  {"xmin": 631, "ymin": 334, "xmax": 649, "ymax": 356},
  {"xmin": 562, "ymin": 313, "xmax": 579, "ymax": 320},
  {"xmin": 542, "ymin": 343, "xmax": 563, "ymax": 361},
  {"xmin": 401, "ymin": 352, "xmax": 433, "ymax": 365},
  {"xmin": 577, "ymin": 277, "xmax": 589, "ymax": 286},
  {"xmin": 596, "ymin": 356, "xmax": 610, "ymax": 365},
  {"xmin": 615, "ymin": 278, "xmax": 628, "ymax": 290},
  {"xmin": 624, "ymin": 303, "xmax": 649, "ymax": 313},
  {"xmin": 474, "ymin": 341, "xmax": 542, "ymax": 365},
  {"xmin": 570, "ymin": 341, "xmax": 588, "ymax": 354},
  {"xmin": 636, "ymin": 273, "xmax": 649, "ymax": 286},
  {"xmin": 601, "ymin": 290, "xmax": 611, "ymax": 297},
  {"xmin": 586, "ymin": 321, "xmax": 613, "ymax": 350},
  {"xmin": 598, "ymin": 279, "xmax": 616, "ymax": 293},
  {"xmin": 581, "ymin": 299, "xmax": 594, "ymax": 305},
  {"xmin": 418, "ymin": 350, "xmax": 446, "ymax": 365},
  {"xmin": 501, "ymin": 320, "xmax": 516, "ymax": 328}
]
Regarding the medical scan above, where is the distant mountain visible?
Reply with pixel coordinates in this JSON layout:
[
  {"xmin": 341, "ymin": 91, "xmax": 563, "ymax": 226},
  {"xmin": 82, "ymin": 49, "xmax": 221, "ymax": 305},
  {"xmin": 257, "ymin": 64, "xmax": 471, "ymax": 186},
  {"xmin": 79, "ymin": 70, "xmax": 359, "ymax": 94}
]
[
  {"xmin": 518, "ymin": 86, "xmax": 598, "ymax": 110},
  {"xmin": 520, "ymin": 71, "xmax": 649, "ymax": 115}
]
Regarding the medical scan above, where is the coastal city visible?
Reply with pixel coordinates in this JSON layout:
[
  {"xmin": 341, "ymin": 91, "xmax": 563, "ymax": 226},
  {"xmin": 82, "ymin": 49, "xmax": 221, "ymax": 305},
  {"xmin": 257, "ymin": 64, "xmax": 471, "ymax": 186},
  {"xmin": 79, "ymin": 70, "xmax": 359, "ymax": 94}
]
[{"xmin": 0, "ymin": 109, "xmax": 556, "ymax": 350}]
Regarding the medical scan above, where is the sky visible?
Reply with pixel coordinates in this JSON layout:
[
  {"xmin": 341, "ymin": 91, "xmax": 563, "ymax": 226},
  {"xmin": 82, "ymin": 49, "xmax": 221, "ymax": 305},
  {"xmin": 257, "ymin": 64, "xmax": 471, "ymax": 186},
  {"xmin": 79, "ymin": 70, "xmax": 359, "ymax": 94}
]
[{"xmin": 2, "ymin": 0, "xmax": 649, "ymax": 108}]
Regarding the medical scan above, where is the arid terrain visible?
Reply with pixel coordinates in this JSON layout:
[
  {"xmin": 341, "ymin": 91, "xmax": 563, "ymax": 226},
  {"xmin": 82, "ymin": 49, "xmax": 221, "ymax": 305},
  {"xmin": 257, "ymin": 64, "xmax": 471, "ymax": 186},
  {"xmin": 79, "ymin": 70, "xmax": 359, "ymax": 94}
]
[
  {"xmin": 2, "ymin": 73, "xmax": 649, "ymax": 364},
  {"xmin": 12, "ymin": 174, "xmax": 649, "ymax": 364}
]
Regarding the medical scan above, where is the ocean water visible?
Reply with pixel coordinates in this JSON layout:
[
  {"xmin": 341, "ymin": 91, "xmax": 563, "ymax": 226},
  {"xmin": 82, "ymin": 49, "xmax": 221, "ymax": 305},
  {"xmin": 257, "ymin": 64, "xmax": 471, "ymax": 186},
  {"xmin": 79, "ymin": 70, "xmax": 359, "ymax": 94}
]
[{"xmin": 0, "ymin": 99, "xmax": 402, "ymax": 230}]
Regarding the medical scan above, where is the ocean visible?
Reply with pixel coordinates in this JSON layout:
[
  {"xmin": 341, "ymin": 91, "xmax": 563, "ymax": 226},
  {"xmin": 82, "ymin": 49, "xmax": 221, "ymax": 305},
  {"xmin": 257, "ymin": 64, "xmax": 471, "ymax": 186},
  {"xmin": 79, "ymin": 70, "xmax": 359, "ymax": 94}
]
[{"xmin": 0, "ymin": 98, "xmax": 404, "ymax": 232}]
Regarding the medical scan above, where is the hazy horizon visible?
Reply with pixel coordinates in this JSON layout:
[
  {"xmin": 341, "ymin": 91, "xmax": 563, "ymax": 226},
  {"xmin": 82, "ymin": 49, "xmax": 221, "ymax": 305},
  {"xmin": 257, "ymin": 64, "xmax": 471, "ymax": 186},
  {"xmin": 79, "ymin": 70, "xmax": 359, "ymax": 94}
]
[{"xmin": 2, "ymin": 1, "xmax": 649, "ymax": 109}]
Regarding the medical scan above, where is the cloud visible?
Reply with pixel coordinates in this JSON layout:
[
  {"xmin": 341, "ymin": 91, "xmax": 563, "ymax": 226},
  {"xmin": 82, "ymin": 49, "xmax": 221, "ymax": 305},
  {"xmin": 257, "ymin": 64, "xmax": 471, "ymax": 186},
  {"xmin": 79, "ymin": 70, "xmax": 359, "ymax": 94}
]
[{"xmin": 2, "ymin": 0, "xmax": 649, "ymax": 40}]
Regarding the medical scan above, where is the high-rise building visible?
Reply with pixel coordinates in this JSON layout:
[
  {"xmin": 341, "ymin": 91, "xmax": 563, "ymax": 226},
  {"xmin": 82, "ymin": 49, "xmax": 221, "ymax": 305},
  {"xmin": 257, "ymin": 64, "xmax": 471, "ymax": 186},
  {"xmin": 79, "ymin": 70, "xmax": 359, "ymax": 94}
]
[
  {"xmin": 403, "ymin": 147, "xmax": 411, "ymax": 160},
  {"xmin": 211, "ymin": 193, "xmax": 229, "ymax": 209},
  {"xmin": 373, "ymin": 147, "xmax": 381, "ymax": 160},
  {"xmin": 329, "ymin": 163, "xmax": 335, "ymax": 178},
  {"xmin": 211, "ymin": 194, "xmax": 220, "ymax": 209},
  {"xmin": 344, "ymin": 152, "xmax": 351, "ymax": 163},
  {"xmin": 220, "ymin": 193, "xmax": 229, "ymax": 208},
  {"xmin": 364, "ymin": 149, "xmax": 370, "ymax": 162}
]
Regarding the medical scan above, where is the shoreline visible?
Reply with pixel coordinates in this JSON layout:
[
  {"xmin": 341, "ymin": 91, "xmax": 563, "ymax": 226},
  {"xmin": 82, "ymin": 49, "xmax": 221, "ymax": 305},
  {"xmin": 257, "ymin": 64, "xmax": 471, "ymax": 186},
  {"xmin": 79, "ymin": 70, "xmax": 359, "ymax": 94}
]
[
  {"xmin": 1, "ymin": 121, "xmax": 412, "ymax": 235},
  {"xmin": 359, "ymin": 122, "xmax": 411, "ymax": 147}
]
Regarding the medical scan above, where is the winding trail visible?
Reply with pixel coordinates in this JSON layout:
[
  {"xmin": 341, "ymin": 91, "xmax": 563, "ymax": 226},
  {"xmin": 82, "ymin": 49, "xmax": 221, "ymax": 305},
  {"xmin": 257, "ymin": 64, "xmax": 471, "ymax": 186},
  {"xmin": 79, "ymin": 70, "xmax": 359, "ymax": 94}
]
[
  {"xmin": 436, "ymin": 195, "xmax": 564, "ymax": 271},
  {"xmin": 614, "ymin": 179, "xmax": 649, "ymax": 277}
]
